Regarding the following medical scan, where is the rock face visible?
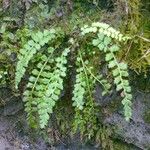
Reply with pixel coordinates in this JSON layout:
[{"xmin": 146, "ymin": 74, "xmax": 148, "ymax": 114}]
[
  {"xmin": 104, "ymin": 91, "xmax": 150, "ymax": 150},
  {"xmin": 0, "ymin": 87, "xmax": 99, "ymax": 149},
  {"xmin": 0, "ymin": 87, "xmax": 23, "ymax": 116},
  {"xmin": 1, "ymin": 84, "xmax": 150, "ymax": 149}
]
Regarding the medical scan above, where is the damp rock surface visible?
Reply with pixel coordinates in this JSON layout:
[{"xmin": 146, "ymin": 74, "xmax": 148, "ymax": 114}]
[
  {"xmin": 0, "ymin": 87, "xmax": 150, "ymax": 149},
  {"xmin": 104, "ymin": 92, "xmax": 150, "ymax": 150}
]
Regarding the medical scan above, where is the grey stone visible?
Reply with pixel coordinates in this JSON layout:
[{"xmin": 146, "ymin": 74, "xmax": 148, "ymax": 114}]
[{"xmin": 104, "ymin": 92, "xmax": 150, "ymax": 150}]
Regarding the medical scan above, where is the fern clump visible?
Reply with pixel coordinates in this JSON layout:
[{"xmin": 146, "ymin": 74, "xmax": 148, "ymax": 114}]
[{"xmin": 15, "ymin": 22, "xmax": 133, "ymax": 129}]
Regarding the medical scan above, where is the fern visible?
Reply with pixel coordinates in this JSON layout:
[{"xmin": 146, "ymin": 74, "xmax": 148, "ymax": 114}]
[
  {"xmin": 72, "ymin": 48, "xmax": 112, "ymax": 110},
  {"xmin": 72, "ymin": 52, "xmax": 99, "ymax": 138},
  {"xmin": 106, "ymin": 47, "xmax": 132, "ymax": 120},
  {"xmin": 15, "ymin": 29, "xmax": 57, "ymax": 89},
  {"xmin": 15, "ymin": 22, "xmax": 133, "ymax": 129},
  {"xmin": 72, "ymin": 57, "xmax": 86, "ymax": 110},
  {"xmin": 23, "ymin": 47, "xmax": 70, "ymax": 128},
  {"xmin": 81, "ymin": 23, "xmax": 132, "ymax": 120},
  {"xmin": 81, "ymin": 22, "xmax": 130, "ymax": 41}
]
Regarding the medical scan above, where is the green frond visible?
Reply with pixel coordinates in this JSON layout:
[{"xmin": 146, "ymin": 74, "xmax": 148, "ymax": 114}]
[
  {"xmin": 84, "ymin": 22, "xmax": 133, "ymax": 120},
  {"xmin": 72, "ymin": 57, "xmax": 86, "ymax": 110},
  {"xmin": 15, "ymin": 29, "xmax": 57, "ymax": 89},
  {"xmin": 81, "ymin": 22, "xmax": 130, "ymax": 41},
  {"xmin": 105, "ymin": 46, "xmax": 132, "ymax": 120},
  {"xmin": 23, "ymin": 48, "xmax": 70, "ymax": 128}
]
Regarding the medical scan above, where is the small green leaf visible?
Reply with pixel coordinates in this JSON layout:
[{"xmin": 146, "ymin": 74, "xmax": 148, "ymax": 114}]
[
  {"xmin": 114, "ymin": 76, "xmax": 121, "ymax": 84},
  {"xmin": 98, "ymin": 33, "xmax": 105, "ymax": 41},
  {"xmin": 43, "ymin": 30, "xmax": 50, "ymax": 36},
  {"xmin": 31, "ymin": 33, "xmax": 39, "ymax": 42},
  {"xmin": 28, "ymin": 40, "xmax": 35, "ymax": 46},
  {"xmin": 104, "ymin": 37, "xmax": 111, "ymax": 45},
  {"xmin": 126, "ymin": 94, "xmax": 132, "ymax": 99},
  {"xmin": 91, "ymin": 27, "xmax": 97, "ymax": 32},
  {"xmin": 52, "ymin": 94, "xmax": 59, "ymax": 101},
  {"xmin": 98, "ymin": 43, "xmax": 105, "ymax": 50},
  {"xmin": 102, "ymin": 91, "xmax": 107, "ymax": 96},
  {"xmin": 92, "ymin": 39, "xmax": 100, "ymax": 46},
  {"xmin": 32, "ymin": 69, "xmax": 39, "ymax": 75},
  {"xmin": 120, "ymin": 63, "xmax": 128, "ymax": 70},
  {"xmin": 29, "ymin": 76, "xmax": 36, "ymax": 82},
  {"xmin": 109, "ymin": 45, "xmax": 119, "ymax": 52},
  {"xmin": 121, "ymin": 71, "xmax": 129, "ymax": 77},
  {"xmin": 39, "ymin": 40, "xmax": 46, "ymax": 46},
  {"xmin": 105, "ymin": 53, "xmax": 113, "ymax": 61},
  {"xmin": 108, "ymin": 60, "xmax": 116, "ymax": 68},
  {"xmin": 37, "ymin": 31, "xmax": 43, "ymax": 39},
  {"xmin": 124, "ymin": 86, "xmax": 131, "ymax": 92},
  {"xmin": 112, "ymin": 68, "xmax": 119, "ymax": 76},
  {"xmin": 35, "ymin": 44, "xmax": 41, "ymax": 49},
  {"xmin": 116, "ymin": 84, "xmax": 122, "ymax": 91},
  {"xmin": 49, "ymin": 29, "xmax": 55, "ymax": 34},
  {"xmin": 24, "ymin": 44, "xmax": 32, "ymax": 50}
]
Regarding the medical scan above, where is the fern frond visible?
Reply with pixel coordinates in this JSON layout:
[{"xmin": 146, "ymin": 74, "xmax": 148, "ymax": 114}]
[
  {"xmin": 72, "ymin": 48, "xmax": 112, "ymax": 110},
  {"xmin": 81, "ymin": 22, "xmax": 130, "ymax": 41},
  {"xmin": 72, "ymin": 57, "xmax": 86, "ymax": 110},
  {"xmin": 24, "ymin": 48, "xmax": 70, "ymax": 128},
  {"xmin": 15, "ymin": 29, "xmax": 57, "ymax": 89},
  {"xmin": 96, "ymin": 32, "xmax": 132, "ymax": 120},
  {"xmin": 105, "ymin": 45, "xmax": 132, "ymax": 120},
  {"xmin": 82, "ymin": 22, "xmax": 132, "ymax": 120}
]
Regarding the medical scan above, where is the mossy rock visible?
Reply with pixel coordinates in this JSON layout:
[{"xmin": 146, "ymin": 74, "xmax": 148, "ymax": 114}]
[
  {"xmin": 144, "ymin": 110, "xmax": 150, "ymax": 124},
  {"xmin": 113, "ymin": 140, "xmax": 141, "ymax": 150}
]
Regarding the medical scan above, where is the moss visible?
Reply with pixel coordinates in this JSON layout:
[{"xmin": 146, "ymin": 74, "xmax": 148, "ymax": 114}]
[
  {"xmin": 144, "ymin": 110, "xmax": 150, "ymax": 124},
  {"xmin": 105, "ymin": 97, "xmax": 122, "ymax": 115},
  {"xmin": 113, "ymin": 140, "xmax": 138, "ymax": 150},
  {"xmin": 113, "ymin": 143, "xmax": 130, "ymax": 150}
]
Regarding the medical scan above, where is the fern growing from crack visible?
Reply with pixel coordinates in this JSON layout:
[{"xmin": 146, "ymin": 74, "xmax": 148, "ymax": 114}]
[{"xmin": 15, "ymin": 22, "xmax": 132, "ymax": 129}]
